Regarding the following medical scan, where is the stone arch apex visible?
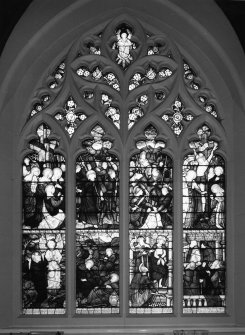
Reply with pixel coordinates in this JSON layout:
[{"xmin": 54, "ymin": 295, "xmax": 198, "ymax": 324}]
[{"xmin": 1, "ymin": 0, "xmax": 245, "ymax": 118}]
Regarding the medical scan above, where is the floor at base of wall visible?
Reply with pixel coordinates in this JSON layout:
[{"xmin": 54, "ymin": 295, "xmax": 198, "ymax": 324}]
[{"xmin": 0, "ymin": 329, "xmax": 245, "ymax": 335}]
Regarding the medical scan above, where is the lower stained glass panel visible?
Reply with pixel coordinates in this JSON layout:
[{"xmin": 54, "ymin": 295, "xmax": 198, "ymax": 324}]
[
  {"xmin": 22, "ymin": 230, "xmax": 66, "ymax": 314},
  {"xmin": 129, "ymin": 230, "xmax": 173, "ymax": 314},
  {"xmin": 183, "ymin": 230, "xmax": 225, "ymax": 313},
  {"xmin": 76, "ymin": 230, "xmax": 119, "ymax": 313}
]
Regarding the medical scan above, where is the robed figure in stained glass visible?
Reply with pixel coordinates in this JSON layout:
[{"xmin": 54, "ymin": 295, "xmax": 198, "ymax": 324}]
[
  {"xmin": 22, "ymin": 124, "xmax": 66, "ymax": 314},
  {"xmin": 76, "ymin": 126, "xmax": 120, "ymax": 313},
  {"xmin": 129, "ymin": 125, "xmax": 173, "ymax": 313},
  {"xmin": 183, "ymin": 125, "xmax": 226, "ymax": 313}
]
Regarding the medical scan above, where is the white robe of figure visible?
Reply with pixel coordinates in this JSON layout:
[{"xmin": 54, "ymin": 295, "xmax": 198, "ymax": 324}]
[
  {"xmin": 45, "ymin": 250, "xmax": 62, "ymax": 289},
  {"xmin": 140, "ymin": 210, "xmax": 162, "ymax": 229},
  {"xmin": 38, "ymin": 202, "xmax": 65, "ymax": 229}
]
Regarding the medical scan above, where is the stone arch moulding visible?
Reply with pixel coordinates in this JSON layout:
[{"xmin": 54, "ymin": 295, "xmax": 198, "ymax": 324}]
[{"xmin": 1, "ymin": 0, "xmax": 245, "ymax": 332}]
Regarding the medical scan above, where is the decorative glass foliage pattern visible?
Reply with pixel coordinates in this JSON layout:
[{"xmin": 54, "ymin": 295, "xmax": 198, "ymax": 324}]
[
  {"xmin": 128, "ymin": 93, "xmax": 149, "ymax": 129},
  {"xmin": 128, "ymin": 67, "xmax": 172, "ymax": 91},
  {"xmin": 54, "ymin": 96, "xmax": 87, "ymax": 137},
  {"xmin": 183, "ymin": 60, "xmax": 219, "ymax": 120},
  {"xmin": 198, "ymin": 96, "xmax": 218, "ymax": 119},
  {"xmin": 101, "ymin": 93, "xmax": 120, "ymax": 129},
  {"xmin": 182, "ymin": 125, "xmax": 226, "ymax": 313},
  {"xmin": 129, "ymin": 125, "xmax": 173, "ymax": 314},
  {"xmin": 29, "ymin": 94, "xmax": 51, "ymax": 119},
  {"xmin": 183, "ymin": 61, "xmax": 200, "ymax": 91},
  {"xmin": 162, "ymin": 96, "xmax": 194, "ymax": 136},
  {"xmin": 76, "ymin": 125, "xmax": 120, "ymax": 314},
  {"xmin": 128, "ymin": 106, "xmax": 144, "ymax": 130},
  {"xmin": 76, "ymin": 66, "xmax": 120, "ymax": 92},
  {"xmin": 22, "ymin": 124, "xmax": 66, "ymax": 314},
  {"xmin": 48, "ymin": 60, "xmax": 66, "ymax": 89},
  {"xmin": 29, "ymin": 61, "xmax": 66, "ymax": 119}
]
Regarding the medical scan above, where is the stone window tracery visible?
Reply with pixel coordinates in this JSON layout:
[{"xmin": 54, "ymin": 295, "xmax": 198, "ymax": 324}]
[{"xmin": 22, "ymin": 16, "xmax": 226, "ymax": 316}]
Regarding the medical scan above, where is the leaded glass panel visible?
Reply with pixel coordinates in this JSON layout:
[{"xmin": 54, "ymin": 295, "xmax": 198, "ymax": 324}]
[
  {"xmin": 75, "ymin": 125, "xmax": 120, "ymax": 314},
  {"xmin": 22, "ymin": 124, "xmax": 66, "ymax": 314},
  {"xmin": 129, "ymin": 125, "xmax": 173, "ymax": 314},
  {"xmin": 182, "ymin": 125, "xmax": 226, "ymax": 313},
  {"xmin": 54, "ymin": 96, "xmax": 87, "ymax": 137},
  {"xmin": 162, "ymin": 96, "xmax": 194, "ymax": 136}
]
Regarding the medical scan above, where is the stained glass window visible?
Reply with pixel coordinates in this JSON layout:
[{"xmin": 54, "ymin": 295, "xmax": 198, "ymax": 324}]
[
  {"xmin": 23, "ymin": 15, "xmax": 227, "ymax": 317},
  {"xmin": 183, "ymin": 125, "xmax": 226, "ymax": 313},
  {"xmin": 22, "ymin": 124, "xmax": 66, "ymax": 315},
  {"xmin": 129, "ymin": 125, "xmax": 173, "ymax": 314},
  {"xmin": 75, "ymin": 125, "xmax": 120, "ymax": 314}
]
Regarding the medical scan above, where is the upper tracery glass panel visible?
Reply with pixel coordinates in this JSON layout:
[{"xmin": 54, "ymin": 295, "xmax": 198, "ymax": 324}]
[
  {"xmin": 28, "ymin": 16, "xmax": 220, "ymax": 138},
  {"xmin": 27, "ymin": 16, "xmax": 220, "ymax": 139}
]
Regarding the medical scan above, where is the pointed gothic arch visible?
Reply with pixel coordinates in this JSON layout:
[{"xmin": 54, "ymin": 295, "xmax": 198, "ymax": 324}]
[{"xmin": 1, "ymin": 0, "xmax": 245, "ymax": 332}]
